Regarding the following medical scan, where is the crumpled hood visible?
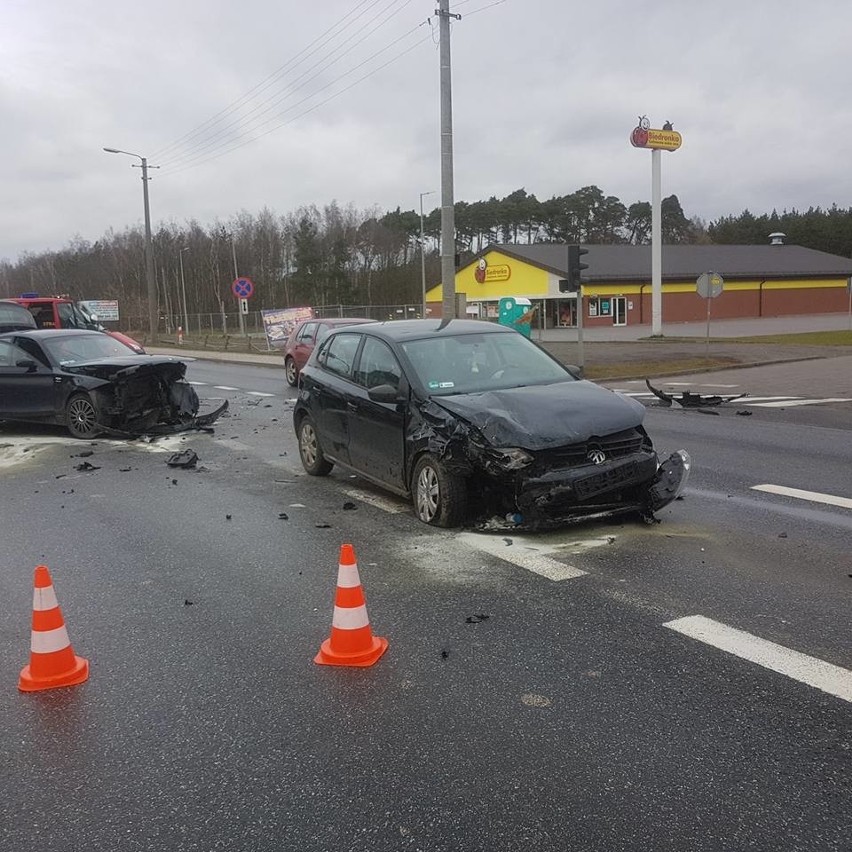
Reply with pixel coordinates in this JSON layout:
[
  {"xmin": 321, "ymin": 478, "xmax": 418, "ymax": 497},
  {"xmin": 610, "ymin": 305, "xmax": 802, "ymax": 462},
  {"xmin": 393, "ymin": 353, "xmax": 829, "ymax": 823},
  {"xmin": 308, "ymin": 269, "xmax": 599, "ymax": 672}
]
[
  {"xmin": 432, "ymin": 380, "xmax": 646, "ymax": 450},
  {"xmin": 63, "ymin": 355, "xmax": 187, "ymax": 381}
]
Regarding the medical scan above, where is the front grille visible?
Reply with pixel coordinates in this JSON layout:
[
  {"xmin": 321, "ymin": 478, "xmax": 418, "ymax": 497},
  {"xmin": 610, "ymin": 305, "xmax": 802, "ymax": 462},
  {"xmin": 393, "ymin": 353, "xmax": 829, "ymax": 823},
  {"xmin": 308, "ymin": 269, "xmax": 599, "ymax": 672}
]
[
  {"xmin": 574, "ymin": 461, "xmax": 642, "ymax": 499},
  {"xmin": 536, "ymin": 427, "xmax": 649, "ymax": 469}
]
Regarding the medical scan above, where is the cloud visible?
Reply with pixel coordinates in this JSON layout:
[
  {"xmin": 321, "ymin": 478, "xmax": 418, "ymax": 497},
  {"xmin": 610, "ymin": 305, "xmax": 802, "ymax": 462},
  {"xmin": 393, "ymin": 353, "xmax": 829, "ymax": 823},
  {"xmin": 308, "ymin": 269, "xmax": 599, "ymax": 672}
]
[{"xmin": 3, "ymin": 0, "xmax": 852, "ymax": 261}]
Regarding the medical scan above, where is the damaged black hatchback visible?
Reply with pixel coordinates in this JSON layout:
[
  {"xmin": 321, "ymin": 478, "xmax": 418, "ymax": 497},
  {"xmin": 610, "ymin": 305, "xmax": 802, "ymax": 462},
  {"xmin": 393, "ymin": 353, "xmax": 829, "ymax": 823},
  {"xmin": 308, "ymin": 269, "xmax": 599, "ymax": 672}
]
[
  {"xmin": 0, "ymin": 329, "xmax": 227, "ymax": 438},
  {"xmin": 294, "ymin": 319, "xmax": 689, "ymax": 529}
]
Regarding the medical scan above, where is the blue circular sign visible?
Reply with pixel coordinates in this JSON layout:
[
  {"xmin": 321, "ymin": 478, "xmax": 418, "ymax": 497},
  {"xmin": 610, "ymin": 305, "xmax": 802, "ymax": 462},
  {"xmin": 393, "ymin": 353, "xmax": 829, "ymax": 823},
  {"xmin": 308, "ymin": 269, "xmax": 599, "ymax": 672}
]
[{"xmin": 232, "ymin": 277, "xmax": 254, "ymax": 299}]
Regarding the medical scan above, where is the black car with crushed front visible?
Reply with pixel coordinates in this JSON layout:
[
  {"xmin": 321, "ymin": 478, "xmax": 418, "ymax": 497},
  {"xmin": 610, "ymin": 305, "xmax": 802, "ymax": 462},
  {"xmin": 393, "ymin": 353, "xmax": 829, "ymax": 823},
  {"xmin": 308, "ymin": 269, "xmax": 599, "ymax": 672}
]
[
  {"xmin": 293, "ymin": 319, "xmax": 689, "ymax": 529},
  {"xmin": 0, "ymin": 329, "xmax": 227, "ymax": 438}
]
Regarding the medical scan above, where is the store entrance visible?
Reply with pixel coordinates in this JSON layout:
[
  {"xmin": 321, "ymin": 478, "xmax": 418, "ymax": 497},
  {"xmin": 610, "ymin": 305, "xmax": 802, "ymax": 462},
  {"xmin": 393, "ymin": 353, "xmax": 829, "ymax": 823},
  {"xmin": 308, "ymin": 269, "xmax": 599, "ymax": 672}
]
[{"xmin": 613, "ymin": 296, "xmax": 627, "ymax": 326}]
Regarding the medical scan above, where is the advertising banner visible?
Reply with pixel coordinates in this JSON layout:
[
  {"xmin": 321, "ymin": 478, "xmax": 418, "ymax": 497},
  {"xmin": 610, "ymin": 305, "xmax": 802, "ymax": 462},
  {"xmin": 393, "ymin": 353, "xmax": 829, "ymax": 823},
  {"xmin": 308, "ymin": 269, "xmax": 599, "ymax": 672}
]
[{"xmin": 261, "ymin": 306, "xmax": 314, "ymax": 349}]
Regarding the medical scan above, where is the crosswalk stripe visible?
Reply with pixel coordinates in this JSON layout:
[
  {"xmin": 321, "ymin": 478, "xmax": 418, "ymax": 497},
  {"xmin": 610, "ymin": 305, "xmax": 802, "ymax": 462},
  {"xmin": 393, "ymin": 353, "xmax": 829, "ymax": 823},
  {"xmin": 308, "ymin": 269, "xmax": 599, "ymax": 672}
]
[
  {"xmin": 744, "ymin": 398, "xmax": 851, "ymax": 408},
  {"xmin": 664, "ymin": 615, "xmax": 852, "ymax": 704},
  {"xmin": 457, "ymin": 533, "xmax": 587, "ymax": 582},
  {"xmin": 735, "ymin": 396, "xmax": 800, "ymax": 402},
  {"xmin": 751, "ymin": 484, "xmax": 852, "ymax": 510}
]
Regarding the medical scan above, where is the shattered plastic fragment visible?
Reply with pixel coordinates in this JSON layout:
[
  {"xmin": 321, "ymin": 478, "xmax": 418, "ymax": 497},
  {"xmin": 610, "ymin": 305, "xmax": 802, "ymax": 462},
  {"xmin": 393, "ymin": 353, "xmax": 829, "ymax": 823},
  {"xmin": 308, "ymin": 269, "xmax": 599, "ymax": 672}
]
[{"xmin": 645, "ymin": 379, "xmax": 746, "ymax": 408}]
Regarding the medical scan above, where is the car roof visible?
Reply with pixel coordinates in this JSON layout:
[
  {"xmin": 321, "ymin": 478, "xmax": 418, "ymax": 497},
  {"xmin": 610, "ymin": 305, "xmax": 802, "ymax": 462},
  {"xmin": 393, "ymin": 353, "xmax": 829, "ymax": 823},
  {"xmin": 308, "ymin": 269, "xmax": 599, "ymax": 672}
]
[
  {"xmin": 313, "ymin": 317, "xmax": 375, "ymax": 326},
  {"xmin": 0, "ymin": 328, "xmax": 105, "ymax": 340},
  {"xmin": 327, "ymin": 318, "xmax": 513, "ymax": 343}
]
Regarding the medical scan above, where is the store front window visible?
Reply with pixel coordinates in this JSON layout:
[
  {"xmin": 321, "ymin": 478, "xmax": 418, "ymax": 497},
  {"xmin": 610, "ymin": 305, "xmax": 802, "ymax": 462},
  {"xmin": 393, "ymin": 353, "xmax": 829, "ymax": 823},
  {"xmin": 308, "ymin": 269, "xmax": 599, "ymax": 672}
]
[{"xmin": 549, "ymin": 298, "xmax": 576, "ymax": 328}]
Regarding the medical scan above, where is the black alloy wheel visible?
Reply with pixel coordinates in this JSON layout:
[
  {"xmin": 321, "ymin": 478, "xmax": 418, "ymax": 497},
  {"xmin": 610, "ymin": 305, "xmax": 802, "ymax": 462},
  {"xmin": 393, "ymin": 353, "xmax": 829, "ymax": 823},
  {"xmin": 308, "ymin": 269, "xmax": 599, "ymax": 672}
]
[{"xmin": 66, "ymin": 393, "xmax": 101, "ymax": 439}]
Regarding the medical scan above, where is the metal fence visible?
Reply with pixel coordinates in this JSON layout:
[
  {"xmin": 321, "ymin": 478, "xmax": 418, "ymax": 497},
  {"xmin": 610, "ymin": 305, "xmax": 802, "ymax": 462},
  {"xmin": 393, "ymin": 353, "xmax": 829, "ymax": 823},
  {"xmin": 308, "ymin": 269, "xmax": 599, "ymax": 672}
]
[{"xmin": 119, "ymin": 304, "xmax": 431, "ymax": 344}]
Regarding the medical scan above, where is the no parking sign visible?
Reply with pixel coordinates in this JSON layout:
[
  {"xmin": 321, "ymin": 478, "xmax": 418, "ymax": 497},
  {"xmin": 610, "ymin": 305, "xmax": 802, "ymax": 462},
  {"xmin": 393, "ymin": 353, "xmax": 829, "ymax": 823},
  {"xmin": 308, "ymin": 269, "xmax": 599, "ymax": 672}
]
[{"xmin": 232, "ymin": 277, "xmax": 254, "ymax": 299}]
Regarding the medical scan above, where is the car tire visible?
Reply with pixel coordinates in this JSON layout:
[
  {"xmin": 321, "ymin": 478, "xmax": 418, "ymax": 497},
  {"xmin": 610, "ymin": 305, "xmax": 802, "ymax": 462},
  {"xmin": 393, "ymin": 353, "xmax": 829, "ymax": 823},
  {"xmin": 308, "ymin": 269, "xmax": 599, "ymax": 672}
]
[
  {"xmin": 66, "ymin": 393, "xmax": 101, "ymax": 439},
  {"xmin": 411, "ymin": 454, "xmax": 467, "ymax": 527},
  {"xmin": 297, "ymin": 415, "xmax": 333, "ymax": 476},
  {"xmin": 285, "ymin": 357, "xmax": 298, "ymax": 387}
]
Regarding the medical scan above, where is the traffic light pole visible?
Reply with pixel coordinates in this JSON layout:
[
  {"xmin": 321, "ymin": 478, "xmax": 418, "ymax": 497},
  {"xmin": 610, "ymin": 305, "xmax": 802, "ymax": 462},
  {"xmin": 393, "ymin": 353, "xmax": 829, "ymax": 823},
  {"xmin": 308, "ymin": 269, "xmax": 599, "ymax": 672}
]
[{"xmin": 576, "ymin": 285, "xmax": 584, "ymax": 376}]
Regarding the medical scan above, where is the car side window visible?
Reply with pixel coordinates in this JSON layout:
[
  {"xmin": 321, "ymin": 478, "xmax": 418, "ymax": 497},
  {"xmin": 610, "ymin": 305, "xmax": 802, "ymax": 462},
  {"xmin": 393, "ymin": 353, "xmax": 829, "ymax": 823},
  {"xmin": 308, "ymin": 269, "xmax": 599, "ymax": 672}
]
[
  {"xmin": 57, "ymin": 303, "xmax": 79, "ymax": 328},
  {"xmin": 14, "ymin": 338, "xmax": 50, "ymax": 366},
  {"xmin": 298, "ymin": 322, "xmax": 318, "ymax": 344},
  {"xmin": 355, "ymin": 338, "xmax": 402, "ymax": 389},
  {"xmin": 323, "ymin": 333, "xmax": 361, "ymax": 379},
  {"xmin": 0, "ymin": 340, "xmax": 33, "ymax": 367}
]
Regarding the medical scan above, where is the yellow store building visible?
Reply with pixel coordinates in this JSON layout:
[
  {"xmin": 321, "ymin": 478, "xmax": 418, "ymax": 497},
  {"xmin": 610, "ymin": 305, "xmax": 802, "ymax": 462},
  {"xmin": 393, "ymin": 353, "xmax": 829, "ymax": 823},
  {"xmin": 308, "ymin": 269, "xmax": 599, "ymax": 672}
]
[{"xmin": 424, "ymin": 243, "xmax": 852, "ymax": 330}]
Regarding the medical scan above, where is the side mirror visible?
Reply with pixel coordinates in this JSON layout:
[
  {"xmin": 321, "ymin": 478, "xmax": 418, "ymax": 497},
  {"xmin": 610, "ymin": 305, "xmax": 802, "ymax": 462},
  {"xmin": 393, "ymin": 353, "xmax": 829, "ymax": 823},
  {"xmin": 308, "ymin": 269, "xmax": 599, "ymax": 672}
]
[
  {"xmin": 564, "ymin": 363, "xmax": 583, "ymax": 379},
  {"xmin": 368, "ymin": 383, "xmax": 403, "ymax": 404},
  {"xmin": 15, "ymin": 358, "xmax": 38, "ymax": 372}
]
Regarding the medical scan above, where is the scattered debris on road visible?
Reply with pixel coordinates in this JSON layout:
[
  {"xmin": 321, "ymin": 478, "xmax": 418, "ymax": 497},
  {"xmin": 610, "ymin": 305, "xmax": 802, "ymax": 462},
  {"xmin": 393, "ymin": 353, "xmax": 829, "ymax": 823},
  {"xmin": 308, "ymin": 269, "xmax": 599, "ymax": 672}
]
[
  {"xmin": 166, "ymin": 449, "xmax": 199, "ymax": 468},
  {"xmin": 645, "ymin": 379, "xmax": 747, "ymax": 408}
]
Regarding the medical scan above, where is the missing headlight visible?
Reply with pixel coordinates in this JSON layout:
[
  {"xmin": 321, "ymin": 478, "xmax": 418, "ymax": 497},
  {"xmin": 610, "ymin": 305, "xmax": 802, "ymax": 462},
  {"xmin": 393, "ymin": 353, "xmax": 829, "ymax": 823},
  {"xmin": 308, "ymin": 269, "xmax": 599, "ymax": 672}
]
[{"xmin": 487, "ymin": 447, "xmax": 534, "ymax": 471}]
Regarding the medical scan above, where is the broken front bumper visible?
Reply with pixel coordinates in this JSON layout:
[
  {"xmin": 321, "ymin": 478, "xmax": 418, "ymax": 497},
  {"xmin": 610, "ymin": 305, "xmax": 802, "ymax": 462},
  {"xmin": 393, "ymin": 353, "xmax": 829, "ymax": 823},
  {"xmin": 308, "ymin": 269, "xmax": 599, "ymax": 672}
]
[{"xmin": 474, "ymin": 449, "xmax": 691, "ymax": 531}]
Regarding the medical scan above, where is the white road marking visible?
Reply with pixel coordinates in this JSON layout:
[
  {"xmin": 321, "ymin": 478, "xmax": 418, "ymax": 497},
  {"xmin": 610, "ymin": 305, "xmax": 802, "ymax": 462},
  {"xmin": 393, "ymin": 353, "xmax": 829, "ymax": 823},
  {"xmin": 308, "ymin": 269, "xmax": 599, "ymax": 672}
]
[
  {"xmin": 661, "ymin": 382, "xmax": 739, "ymax": 387},
  {"xmin": 246, "ymin": 391, "xmax": 275, "ymax": 397},
  {"xmin": 664, "ymin": 615, "xmax": 852, "ymax": 704},
  {"xmin": 751, "ymin": 484, "xmax": 852, "ymax": 510},
  {"xmin": 188, "ymin": 381, "xmax": 207, "ymax": 386},
  {"xmin": 457, "ymin": 533, "xmax": 587, "ymax": 582},
  {"xmin": 735, "ymin": 396, "xmax": 800, "ymax": 403},
  {"xmin": 744, "ymin": 398, "xmax": 851, "ymax": 408},
  {"xmin": 343, "ymin": 488, "xmax": 407, "ymax": 514},
  {"xmin": 213, "ymin": 385, "xmax": 239, "ymax": 391}
]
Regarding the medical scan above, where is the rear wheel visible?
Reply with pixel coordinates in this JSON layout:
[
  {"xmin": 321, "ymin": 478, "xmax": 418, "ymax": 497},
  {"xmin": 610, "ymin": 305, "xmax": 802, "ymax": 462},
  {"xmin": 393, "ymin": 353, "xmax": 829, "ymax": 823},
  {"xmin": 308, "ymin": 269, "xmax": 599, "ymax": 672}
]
[
  {"xmin": 297, "ymin": 415, "xmax": 333, "ymax": 475},
  {"xmin": 285, "ymin": 357, "xmax": 298, "ymax": 387},
  {"xmin": 66, "ymin": 393, "xmax": 101, "ymax": 439},
  {"xmin": 412, "ymin": 454, "xmax": 467, "ymax": 527}
]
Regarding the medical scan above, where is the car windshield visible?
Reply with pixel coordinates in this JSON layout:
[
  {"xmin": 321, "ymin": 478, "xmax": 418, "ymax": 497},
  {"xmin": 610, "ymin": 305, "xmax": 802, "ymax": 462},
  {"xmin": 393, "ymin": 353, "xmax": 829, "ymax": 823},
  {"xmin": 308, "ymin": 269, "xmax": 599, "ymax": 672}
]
[
  {"xmin": 401, "ymin": 331, "xmax": 572, "ymax": 395},
  {"xmin": 41, "ymin": 333, "xmax": 138, "ymax": 365}
]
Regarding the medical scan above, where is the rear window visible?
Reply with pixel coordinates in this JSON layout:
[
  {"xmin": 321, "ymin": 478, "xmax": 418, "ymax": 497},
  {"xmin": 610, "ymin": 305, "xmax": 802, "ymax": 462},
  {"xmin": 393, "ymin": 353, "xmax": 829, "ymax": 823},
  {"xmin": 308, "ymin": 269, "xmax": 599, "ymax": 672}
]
[{"xmin": 0, "ymin": 302, "xmax": 37, "ymax": 330}]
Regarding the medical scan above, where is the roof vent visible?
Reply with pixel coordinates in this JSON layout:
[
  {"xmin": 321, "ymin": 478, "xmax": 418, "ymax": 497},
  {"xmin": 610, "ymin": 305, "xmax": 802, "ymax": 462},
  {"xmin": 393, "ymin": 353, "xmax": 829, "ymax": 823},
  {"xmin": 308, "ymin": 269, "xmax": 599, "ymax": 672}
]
[{"xmin": 769, "ymin": 232, "xmax": 786, "ymax": 245}]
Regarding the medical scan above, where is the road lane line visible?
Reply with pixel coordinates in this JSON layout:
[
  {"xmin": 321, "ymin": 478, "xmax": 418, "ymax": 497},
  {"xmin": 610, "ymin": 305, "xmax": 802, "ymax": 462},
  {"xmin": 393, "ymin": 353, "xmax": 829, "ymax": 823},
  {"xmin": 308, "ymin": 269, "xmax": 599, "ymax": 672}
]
[
  {"xmin": 745, "ymin": 398, "xmax": 851, "ymax": 408},
  {"xmin": 247, "ymin": 391, "xmax": 275, "ymax": 397},
  {"xmin": 214, "ymin": 385, "xmax": 239, "ymax": 391},
  {"xmin": 735, "ymin": 396, "xmax": 800, "ymax": 403},
  {"xmin": 751, "ymin": 484, "xmax": 852, "ymax": 510},
  {"xmin": 664, "ymin": 615, "xmax": 852, "ymax": 704},
  {"xmin": 458, "ymin": 533, "xmax": 587, "ymax": 582},
  {"xmin": 188, "ymin": 381, "xmax": 208, "ymax": 386}
]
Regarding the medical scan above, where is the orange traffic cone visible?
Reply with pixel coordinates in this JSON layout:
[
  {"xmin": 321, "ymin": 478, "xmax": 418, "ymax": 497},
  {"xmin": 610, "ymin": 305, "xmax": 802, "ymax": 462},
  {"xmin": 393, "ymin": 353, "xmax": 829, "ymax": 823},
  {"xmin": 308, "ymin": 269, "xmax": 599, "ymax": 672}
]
[
  {"xmin": 314, "ymin": 544, "xmax": 388, "ymax": 667},
  {"xmin": 18, "ymin": 565, "xmax": 89, "ymax": 692}
]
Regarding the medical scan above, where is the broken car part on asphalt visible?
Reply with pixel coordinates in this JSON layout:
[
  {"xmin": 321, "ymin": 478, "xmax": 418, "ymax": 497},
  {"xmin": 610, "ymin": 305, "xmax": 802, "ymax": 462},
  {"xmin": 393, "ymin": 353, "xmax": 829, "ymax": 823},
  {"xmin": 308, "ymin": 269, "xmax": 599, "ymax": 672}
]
[{"xmin": 645, "ymin": 379, "xmax": 747, "ymax": 408}]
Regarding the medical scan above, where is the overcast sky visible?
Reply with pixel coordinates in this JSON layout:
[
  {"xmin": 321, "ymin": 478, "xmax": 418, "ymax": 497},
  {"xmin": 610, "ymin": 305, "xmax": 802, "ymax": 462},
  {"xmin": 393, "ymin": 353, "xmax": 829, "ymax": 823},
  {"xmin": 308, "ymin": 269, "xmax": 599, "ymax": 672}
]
[{"xmin": 3, "ymin": 0, "xmax": 851, "ymax": 263}]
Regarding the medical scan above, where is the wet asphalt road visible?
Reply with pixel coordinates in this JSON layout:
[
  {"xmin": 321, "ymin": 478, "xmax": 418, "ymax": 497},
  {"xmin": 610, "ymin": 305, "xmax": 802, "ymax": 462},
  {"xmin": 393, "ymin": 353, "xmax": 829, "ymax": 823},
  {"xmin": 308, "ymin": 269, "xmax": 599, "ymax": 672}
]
[{"xmin": 0, "ymin": 358, "xmax": 849, "ymax": 851}]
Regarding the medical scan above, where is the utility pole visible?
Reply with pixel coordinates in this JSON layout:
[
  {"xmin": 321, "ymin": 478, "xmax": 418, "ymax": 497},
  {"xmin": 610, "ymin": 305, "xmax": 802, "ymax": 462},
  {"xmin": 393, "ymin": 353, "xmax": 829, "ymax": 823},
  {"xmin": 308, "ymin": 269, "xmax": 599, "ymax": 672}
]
[
  {"xmin": 231, "ymin": 235, "xmax": 245, "ymax": 337},
  {"xmin": 103, "ymin": 148, "xmax": 160, "ymax": 342},
  {"xmin": 438, "ymin": 0, "xmax": 460, "ymax": 320},
  {"xmin": 179, "ymin": 247, "xmax": 190, "ymax": 336},
  {"xmin": 419, "ymin": 190, "xmax": 435, "ymax": 317}
]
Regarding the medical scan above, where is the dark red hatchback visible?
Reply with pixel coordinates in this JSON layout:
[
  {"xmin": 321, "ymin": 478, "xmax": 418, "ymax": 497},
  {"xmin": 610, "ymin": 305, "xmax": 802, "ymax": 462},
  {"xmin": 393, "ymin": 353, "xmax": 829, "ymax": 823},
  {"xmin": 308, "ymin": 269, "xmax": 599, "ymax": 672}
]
[{"xmin": 283, "ymin": 317, "xmax": 374, "ymax": 386}]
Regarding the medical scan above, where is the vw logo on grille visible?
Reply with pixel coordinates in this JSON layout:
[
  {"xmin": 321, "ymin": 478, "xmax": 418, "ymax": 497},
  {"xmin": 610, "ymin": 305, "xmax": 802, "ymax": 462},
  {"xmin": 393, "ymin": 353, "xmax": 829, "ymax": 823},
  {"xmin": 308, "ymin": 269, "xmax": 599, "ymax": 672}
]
[{"xmin": 587, "ymin": 449, "xmax": 607, "ymax": 465}]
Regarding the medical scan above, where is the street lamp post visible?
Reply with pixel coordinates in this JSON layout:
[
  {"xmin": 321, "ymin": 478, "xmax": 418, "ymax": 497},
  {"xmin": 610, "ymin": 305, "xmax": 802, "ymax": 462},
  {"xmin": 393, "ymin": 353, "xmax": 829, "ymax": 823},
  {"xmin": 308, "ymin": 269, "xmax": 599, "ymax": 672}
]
[
  {"xmin": 419, "ymin": 190, "xmax": 435, "ymax": 317},
  {"xmin": 103, "ymin": 147, "xmax": 159, "ymax": 343},
  {"xmin": 179, "ymin": 246, "xmax": 190, "ymax": 336}
]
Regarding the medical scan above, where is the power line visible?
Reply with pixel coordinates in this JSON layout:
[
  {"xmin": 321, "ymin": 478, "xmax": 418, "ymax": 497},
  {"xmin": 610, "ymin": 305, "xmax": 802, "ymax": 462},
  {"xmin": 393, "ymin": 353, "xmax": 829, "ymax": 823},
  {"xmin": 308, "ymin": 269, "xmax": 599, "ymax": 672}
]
[
  {"xmin": 161, "ymin": 10, "xmax": 426, "ymax": 171},
  {"xmin": 152, "ymin": 0, "xmax": 387, "ymax": 161},
  {"xmin": 158, "ymin": 0, "xmax": 417, "ymax": 168},
  {"xmin": 162, "ymin": 32, "xmax": 431, "ymax": 177}
]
